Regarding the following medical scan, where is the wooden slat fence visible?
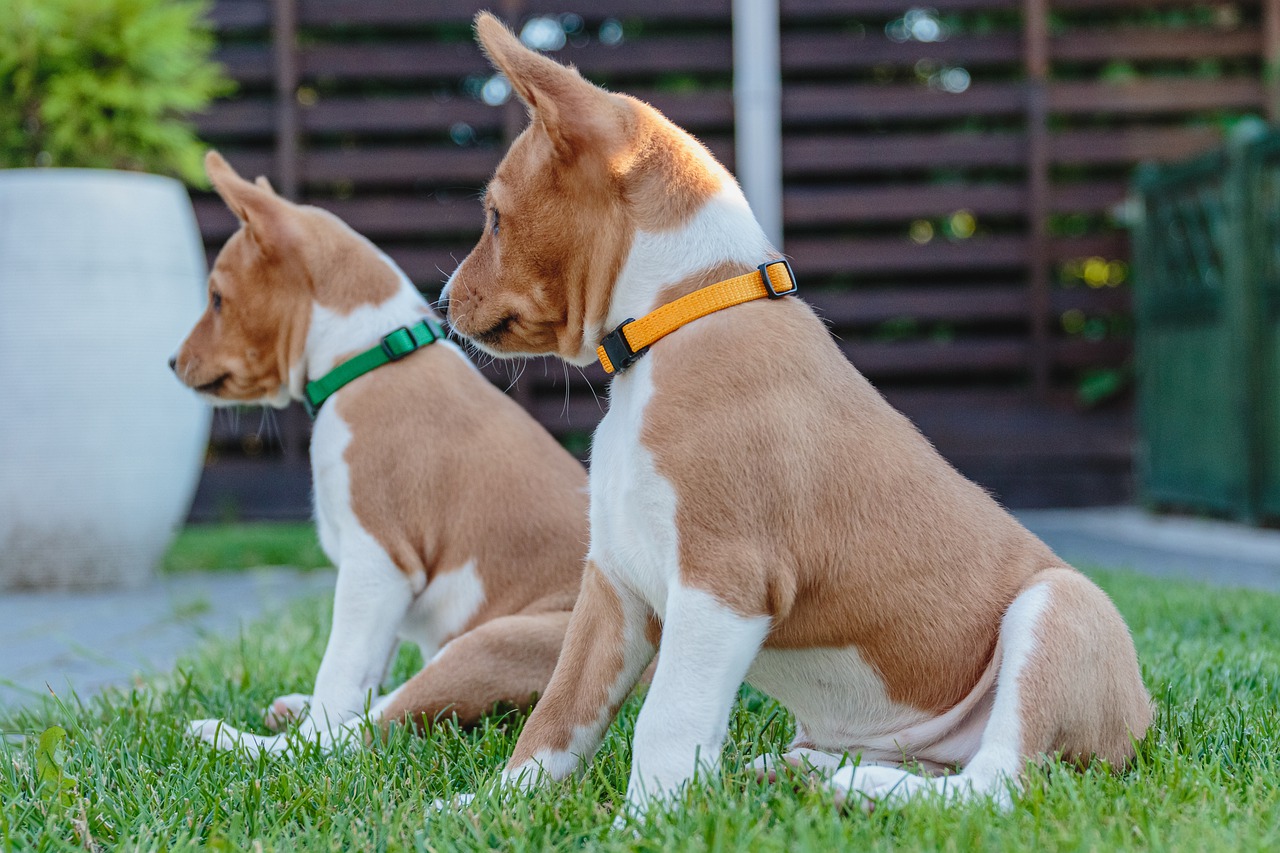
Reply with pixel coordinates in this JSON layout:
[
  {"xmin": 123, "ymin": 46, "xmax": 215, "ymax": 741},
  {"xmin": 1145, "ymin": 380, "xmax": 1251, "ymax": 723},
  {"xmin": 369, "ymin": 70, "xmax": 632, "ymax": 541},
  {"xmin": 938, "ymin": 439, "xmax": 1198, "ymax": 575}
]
[{"xmin": 188, "ymin": 0, "xmax": 1280, "ymax": 520}]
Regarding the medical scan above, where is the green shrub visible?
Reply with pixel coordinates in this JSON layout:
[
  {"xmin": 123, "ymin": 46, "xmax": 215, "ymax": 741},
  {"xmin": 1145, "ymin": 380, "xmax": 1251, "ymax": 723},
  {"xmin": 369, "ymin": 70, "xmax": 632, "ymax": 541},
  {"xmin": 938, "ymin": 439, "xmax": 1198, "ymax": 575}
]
[{"xmin": 0, "ymin": 0, "xmax": 232, "ymax": 185}]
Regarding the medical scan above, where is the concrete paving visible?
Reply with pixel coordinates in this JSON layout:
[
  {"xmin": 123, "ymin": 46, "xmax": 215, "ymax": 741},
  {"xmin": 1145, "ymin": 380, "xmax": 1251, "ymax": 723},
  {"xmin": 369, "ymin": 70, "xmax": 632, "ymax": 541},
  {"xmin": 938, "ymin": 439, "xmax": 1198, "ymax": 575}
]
[
  {"xmin": 1018, "ymin": 507, "xmax": 1280, "ymax": 591},
  {"xmin": 2, "ymin": 508, "xmax": 1278, "ymax": 715},
  {"xmin": 0, "ymin": 568, "xmax": 333, "ymax": 713}
]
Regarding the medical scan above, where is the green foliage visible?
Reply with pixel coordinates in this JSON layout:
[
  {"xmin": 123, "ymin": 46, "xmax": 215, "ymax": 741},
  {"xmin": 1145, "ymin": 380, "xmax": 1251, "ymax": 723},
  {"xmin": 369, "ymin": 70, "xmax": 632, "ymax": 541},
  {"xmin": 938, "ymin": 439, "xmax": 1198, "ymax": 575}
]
[
  {"xmin": 34, "ymin": 726, "xmax": 75, "ymax": 811},
  {"xmin": 2, "ymin": 570, "xmax": 1279, "ymax": 849},
  {"xmin": 0, "ymin": 0, "xmax": 231, "ymax": 184}
]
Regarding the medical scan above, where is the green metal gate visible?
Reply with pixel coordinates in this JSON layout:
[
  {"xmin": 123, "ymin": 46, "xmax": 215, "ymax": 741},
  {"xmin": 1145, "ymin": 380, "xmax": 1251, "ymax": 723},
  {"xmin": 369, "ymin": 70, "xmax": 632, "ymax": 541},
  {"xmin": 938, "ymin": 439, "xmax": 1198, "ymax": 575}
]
[{"xmin": 1133, "ymin": 121, "xmax": 1280, "ymax": 523}]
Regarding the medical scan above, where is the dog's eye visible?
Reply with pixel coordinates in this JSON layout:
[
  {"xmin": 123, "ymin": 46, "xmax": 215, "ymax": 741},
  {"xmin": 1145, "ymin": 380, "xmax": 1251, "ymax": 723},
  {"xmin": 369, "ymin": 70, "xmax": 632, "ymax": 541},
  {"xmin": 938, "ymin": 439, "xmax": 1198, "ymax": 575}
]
[
  {"xmin": 492, "ymin": 208, "xmax": 500, "ymax": 236},
  {"xmin": 211, "ymin": 291, "xmax": 222, "ymax": 313}
]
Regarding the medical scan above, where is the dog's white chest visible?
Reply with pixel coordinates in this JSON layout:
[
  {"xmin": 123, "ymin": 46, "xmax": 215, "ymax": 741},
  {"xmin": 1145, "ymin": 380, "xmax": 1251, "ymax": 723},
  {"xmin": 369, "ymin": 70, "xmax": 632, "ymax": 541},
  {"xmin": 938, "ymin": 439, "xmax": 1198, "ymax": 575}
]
[{"xmin": 588, "ymin": 360, "xmax": 680, "ymax": 617}]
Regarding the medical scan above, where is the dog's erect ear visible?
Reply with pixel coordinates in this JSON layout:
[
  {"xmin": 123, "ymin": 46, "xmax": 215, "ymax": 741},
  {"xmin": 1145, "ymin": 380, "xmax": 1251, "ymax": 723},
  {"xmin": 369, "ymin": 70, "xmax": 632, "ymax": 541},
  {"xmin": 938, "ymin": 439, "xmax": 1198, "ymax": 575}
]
[
  {"xmin": 474, "ymin": 12, "xmax": 622, "ymax": 158},
  {"xmin": 254, "ymin": 175, "xmax": 276, "ymax": 193},
  {"xmin": 204, "ymin": 150, "xmax": 297, "ymax": 252}
]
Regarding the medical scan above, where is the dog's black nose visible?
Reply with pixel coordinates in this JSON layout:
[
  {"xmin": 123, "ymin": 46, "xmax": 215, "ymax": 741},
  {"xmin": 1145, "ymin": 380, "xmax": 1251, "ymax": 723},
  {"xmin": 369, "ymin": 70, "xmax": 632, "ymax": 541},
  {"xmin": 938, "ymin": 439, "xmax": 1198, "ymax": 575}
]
[
  {"xmin": 437, "ymin": 292, "xmax": 450, "ymax": 319},
  {"xmin": 168, "ymin": 356, "xmax": 178, "ymax": 372}
]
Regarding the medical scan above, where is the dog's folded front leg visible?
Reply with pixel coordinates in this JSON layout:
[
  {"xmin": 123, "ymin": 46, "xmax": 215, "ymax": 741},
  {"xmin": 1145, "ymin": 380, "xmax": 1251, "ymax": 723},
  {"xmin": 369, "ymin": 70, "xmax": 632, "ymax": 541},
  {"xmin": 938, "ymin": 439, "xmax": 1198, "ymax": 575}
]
[
  {"xmin": 297, "ymin": 550, "xmax": 414, "ymax": 740},
  {"xmin": 624, "ymin": 586, "xmax": 769, "ymax": 814},
  {"xmin": 500, "ymin": 562, "xmax": 656, "ymax": 790}
]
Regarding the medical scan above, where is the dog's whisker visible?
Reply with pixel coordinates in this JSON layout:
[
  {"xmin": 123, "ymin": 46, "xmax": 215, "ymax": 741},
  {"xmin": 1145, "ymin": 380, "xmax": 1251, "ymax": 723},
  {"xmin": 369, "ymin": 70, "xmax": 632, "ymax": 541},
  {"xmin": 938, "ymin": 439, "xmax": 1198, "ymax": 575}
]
[{"xmin": 574, "ymin": 365, "xmax": 604, "ymax": 415}]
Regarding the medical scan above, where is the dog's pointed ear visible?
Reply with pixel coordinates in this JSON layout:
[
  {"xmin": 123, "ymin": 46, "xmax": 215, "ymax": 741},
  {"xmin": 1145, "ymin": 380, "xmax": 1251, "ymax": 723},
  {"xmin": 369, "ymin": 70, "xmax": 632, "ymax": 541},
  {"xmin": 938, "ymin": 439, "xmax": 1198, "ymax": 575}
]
[
  {"xmin": 474, "ymin": 12, "xmax": 622, "ymax": 158},
  {"xmin": 205, "ymin": 150, "xmax": 297, "ymax": 253},
  {"xmin": 254, "ymin": 175, "xmax": 276, "ymax": 193}
]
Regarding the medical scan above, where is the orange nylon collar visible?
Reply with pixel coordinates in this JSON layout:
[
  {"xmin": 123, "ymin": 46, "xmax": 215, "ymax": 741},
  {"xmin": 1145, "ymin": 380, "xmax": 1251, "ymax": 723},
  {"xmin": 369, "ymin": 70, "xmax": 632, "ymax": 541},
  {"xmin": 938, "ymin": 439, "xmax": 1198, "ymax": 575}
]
[{"xmin": 596, "ymin": 259, "xmax": 798, "ymax": 374}]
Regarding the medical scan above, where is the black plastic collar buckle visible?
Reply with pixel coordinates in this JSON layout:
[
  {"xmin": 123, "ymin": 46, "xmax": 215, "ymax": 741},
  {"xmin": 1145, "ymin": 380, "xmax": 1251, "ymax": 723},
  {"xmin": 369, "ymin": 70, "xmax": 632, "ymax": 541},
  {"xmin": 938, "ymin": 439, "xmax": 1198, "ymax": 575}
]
[
  {"xmin": 381, "ymin": 327, "xmax": 415, "ymax": 361},
  {"xmin": 759, "ymin": 259, "xmax": 798, "ymax": 298},
  {"xmin": 382, "ymin": 320, "xmax": 439, "ymax": 361},
  {"xmin": 601, "ymin": 319, "xmax": 648, "ymax": 374}
]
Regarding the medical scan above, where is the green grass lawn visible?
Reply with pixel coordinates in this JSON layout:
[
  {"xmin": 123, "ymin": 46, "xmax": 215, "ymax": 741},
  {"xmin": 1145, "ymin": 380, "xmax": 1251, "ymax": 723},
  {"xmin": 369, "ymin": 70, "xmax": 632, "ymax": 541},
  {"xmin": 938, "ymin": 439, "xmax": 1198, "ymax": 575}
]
[
  {"xmin": 3, "ymin": 569, "xmax": 1278, "ymax": 851},
  {"xmin": 161, "ymin": 522, "xmax": 330, "ymax": 573}
]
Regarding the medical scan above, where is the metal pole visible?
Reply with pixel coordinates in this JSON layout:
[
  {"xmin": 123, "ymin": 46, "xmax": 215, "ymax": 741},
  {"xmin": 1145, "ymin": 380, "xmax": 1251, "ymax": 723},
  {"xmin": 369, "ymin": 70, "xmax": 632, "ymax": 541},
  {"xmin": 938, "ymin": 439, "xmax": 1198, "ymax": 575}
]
[
  {"xmin": 271, "ymin": 0, "xmax": 299, "ymax": 201},
  {"xmin": 733, "ymin": 0, "xmax": 783, "ymax": 250}
]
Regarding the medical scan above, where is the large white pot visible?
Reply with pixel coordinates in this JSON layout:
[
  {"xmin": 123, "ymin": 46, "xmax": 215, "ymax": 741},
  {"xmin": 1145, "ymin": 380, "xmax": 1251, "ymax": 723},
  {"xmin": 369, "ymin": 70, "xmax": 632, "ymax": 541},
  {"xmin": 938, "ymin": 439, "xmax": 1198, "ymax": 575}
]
[{"xmin": 0, "ymin": 169, "xmax": 211, "ymax": 589}]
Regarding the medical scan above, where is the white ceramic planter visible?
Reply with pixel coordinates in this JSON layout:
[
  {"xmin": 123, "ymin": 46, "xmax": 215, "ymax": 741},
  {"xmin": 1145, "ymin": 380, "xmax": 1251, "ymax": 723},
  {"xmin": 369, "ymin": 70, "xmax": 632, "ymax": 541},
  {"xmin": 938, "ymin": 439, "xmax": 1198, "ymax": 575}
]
[{"xmin": 0, "ymin": 169, "xmax": 211, "ymax": 589}]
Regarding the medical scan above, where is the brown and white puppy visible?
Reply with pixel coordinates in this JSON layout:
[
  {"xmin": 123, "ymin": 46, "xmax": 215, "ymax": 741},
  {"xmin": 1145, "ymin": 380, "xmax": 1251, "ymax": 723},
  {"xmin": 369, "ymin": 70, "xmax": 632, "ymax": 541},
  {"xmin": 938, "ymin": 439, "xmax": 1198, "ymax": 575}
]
[
  {"xmin": 443, "ymin": 14, "xmax": 1152, "ymax": 812},
  {"xmin": 172, "ymin": 151, "xmax": 587, "ymax": 756}
]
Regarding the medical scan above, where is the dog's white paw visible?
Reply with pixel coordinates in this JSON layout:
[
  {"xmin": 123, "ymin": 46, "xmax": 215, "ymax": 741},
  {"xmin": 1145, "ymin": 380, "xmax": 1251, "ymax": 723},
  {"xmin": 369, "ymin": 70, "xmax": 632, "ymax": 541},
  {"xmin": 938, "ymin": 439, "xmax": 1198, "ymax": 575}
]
[
  {"xmin": 187, "ymin": 718, "xmax": 294, "ymax": 757},
  {"xmin": 188, "ymin": 718, "xmax": 247, "ymax": 751},
  {"xmin": 429, "ymin": 792, "xmax": 476, "ymax": 813},
  {"xmin": 264, "ymin": 693, "xmax": 312, "ymax": 731},
  {"xmin": 830, "ymin": 764, "xmax": 994, "ymax": 812}
]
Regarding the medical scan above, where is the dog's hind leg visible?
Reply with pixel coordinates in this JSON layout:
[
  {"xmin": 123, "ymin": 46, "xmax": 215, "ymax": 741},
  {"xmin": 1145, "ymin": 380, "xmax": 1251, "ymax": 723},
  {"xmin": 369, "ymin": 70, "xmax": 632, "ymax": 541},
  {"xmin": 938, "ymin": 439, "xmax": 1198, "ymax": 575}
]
[
  {"xmin": 372, "ymin": 609, "xmax": 571, "ymax": 733},
  {"xmin": 751, "ymin": 747, "xmax": 852, "ymax": 783},
  {"xmin": 830, "ymin": 568, "xmax": 1151, "ymax": 810}
]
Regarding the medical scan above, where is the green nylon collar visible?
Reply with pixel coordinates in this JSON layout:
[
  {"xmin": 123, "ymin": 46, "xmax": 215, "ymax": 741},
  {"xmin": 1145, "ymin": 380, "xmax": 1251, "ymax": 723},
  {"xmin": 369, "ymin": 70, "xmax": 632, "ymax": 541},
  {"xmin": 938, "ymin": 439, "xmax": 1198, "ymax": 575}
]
[{"xmin": 302, "ymin": 317, "xmax": 445, "ymax": 418}]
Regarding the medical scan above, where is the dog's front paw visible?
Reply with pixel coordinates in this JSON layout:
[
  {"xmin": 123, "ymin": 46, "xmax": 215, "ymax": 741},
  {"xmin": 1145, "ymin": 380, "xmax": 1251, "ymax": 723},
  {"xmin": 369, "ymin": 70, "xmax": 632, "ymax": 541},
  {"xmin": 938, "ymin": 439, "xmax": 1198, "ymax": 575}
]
[{"xmin": 264, "ymin": 693, "xmax": 312, "ymax": 731}]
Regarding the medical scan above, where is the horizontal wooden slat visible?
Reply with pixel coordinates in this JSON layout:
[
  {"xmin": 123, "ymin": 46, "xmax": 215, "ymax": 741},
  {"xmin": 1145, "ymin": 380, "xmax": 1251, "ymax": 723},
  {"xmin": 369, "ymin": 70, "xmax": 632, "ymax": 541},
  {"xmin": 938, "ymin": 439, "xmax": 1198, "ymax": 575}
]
[
  {"xmin": 1055, "ymin": 338, "xmax": 1130, "ymax": 369},
  {"xmin": 303, "ymin": 97, "xmax": 498, "ymax": 135},
  {"xmin": 842, "ymin": 339, "xmax": 1030, "ymax": 376},
  {"xmin": 298, "ymin": 0, "xmax": 733, "ymax": 27},
  {"xmin": 303, "ymin": 146, "xmax": 503, "ymax": 184},
  {"xmin": 1050, "ymin": 79, "xmax": 1265, "ymax": 115},
  {"xmin": 216, "ymin": 45, "xmax": 273, "ymax": 86},
  {"xmin": 783, "ymin": 83, "xmax": 1025, "ymax": 125},
  {"xmin": 785, "ymin": 133, "xmax": 1025, "ymax": 175},
  {"xmin": 1051, "ymin": 180, "xmax": 1129, "ymax": 214},
  {"xmin": 806, "ymin": 285, "xmax": 1129, "ymax": 326},
  {"xmin": 783, "ymin": 0, "xmax": 1020, "ymax": 15},
  {"xmin": 302, "ymin": 43, "xmax": 490, "ymax": 81},
  {"xmin": 209, "ymin": 0, "xmax": 269, "ymax": 33},
  {"xmin": 782, "ymin": 32, "xmax": 1022, "ymax": 72},
  {"xmin": 1052, "ymin": 0, "xmax": 1259, "ymax": 12},
  {"xmin": 790, "ymin": 235, "xmax": 1028, "ymax": 275},
  {"xmin": 789, "ymin": 233, "xmax": 1127, "ymax": 275},
  {"xmin": 785, "ymin": 180, "xmax": 1130, "ymax": 224},
  {"xmin": 888, "ymin": 389, "xmax": 1132, "ymax": 459},
  {"xmin": 785, "ymin": 184, "xmax": 1025, "ymax": 225},
  {"xmin": 1051, "ymin": 127, "xmax": 1223, "ymax": 165},
  {"xmin": 196, "ymin": 99, "xmax": 274, "ymax": 137},
  {"xmin": 809, "ymin": 286, "xmax": 1029, "ymax": 324},
  {"xmin": 1052, "ymin": 27, "xmax": 1262, "ymax": 62}
]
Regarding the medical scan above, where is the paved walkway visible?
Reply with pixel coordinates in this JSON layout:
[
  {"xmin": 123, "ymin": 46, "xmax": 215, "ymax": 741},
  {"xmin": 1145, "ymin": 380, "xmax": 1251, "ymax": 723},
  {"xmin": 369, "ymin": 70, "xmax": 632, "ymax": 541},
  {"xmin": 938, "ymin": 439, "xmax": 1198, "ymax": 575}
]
[
  {"xmin": 1018, "ymin": 507, "xmax": 1280, "ymax": 591},
  {"xmin": 0, "ymin": 568, "xmax": 333, "ymax": 713},
  {"xmin": 2, "ymin": 509, "xmax": 1278, "ymax": 714}
]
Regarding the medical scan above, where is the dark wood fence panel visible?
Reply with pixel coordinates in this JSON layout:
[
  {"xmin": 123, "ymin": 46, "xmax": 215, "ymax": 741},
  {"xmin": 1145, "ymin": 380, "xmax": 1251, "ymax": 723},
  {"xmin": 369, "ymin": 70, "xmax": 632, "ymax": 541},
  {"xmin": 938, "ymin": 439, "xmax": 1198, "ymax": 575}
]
[{"xmin": 188, "ymin": 0, "xmax": 1278, "ymax": 520}]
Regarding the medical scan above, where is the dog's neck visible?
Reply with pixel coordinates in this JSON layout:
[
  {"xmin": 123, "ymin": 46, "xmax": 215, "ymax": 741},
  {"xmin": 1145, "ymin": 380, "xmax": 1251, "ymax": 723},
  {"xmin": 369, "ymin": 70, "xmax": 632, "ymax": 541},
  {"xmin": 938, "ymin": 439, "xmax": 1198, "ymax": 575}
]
[
  {"xmin": 599, "ymin": 184, "xmax": 775, "ymax": 353},
  {"xmin": 292, "ymin": 252, "xmax": 434, "ymax": 399}
]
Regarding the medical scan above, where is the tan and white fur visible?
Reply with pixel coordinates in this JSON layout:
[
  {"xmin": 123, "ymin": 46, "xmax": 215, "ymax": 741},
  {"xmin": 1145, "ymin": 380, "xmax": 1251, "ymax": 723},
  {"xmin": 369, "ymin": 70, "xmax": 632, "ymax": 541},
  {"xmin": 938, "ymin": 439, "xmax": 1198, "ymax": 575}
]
[
  {"xmin": 443, "ymin": 14, "xmax": 1152, "ymax": 814},
  {"xmin": 172, "ymin": 151, "xmax": 588, "ymax": 756}
]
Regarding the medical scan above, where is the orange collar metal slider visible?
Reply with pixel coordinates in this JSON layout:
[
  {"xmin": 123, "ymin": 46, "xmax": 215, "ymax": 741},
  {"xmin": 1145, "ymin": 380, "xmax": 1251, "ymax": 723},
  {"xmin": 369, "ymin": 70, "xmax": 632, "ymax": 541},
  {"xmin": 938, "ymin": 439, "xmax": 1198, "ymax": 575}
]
[{"xmin": 597, "ymin": 259, "xmax": 798, "ymax": 374}]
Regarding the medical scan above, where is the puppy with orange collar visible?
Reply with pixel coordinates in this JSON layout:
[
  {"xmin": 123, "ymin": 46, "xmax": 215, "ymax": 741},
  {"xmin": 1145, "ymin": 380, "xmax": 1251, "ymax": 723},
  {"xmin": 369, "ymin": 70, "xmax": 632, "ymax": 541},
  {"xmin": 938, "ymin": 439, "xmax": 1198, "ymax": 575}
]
[
  {"xmin": 172, "ymin": 151, "xmax": 588, "ymax": 756},
  {"xmin": 443, "ymin": 14, "xmax": 1151, "ymax": 812}
]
